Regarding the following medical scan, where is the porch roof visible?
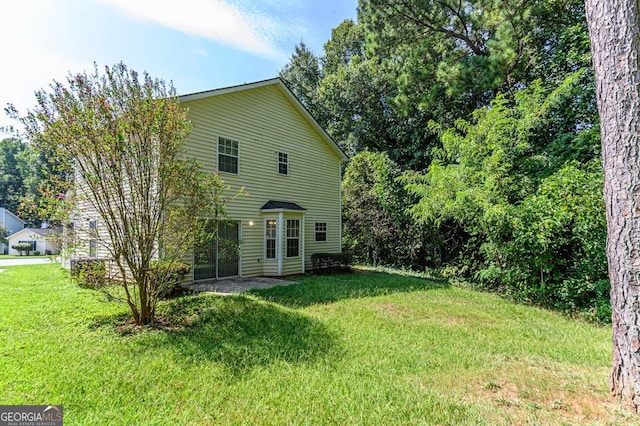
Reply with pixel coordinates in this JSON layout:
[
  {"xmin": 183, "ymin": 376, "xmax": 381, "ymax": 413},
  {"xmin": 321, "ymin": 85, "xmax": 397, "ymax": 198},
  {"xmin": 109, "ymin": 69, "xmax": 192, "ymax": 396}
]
[{"xmin": 260, "ymin": 200, "xmax": 306, "ymax": 212}]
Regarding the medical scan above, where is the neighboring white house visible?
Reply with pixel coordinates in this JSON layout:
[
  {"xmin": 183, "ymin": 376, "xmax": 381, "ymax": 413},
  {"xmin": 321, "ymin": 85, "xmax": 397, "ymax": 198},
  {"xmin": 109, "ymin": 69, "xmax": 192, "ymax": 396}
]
[
  {"xmin": 0, "ymin": 207, "xmax": 26, "ymax": 254},
  {"xmin": 7, "ymin": 227, "xmax": 61, "ymax": 256}
]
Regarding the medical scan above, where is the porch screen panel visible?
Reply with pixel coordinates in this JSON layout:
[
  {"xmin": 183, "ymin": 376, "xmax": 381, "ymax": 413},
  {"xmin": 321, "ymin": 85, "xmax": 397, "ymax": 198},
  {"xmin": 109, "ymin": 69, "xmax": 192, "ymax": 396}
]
[
  {"xmin": 218, "ymin": 221, "xmax": 240, "ymax": 278},
  {"xmin": 194, "ymin": 221, "xmax": 217, "ymax": 280}
]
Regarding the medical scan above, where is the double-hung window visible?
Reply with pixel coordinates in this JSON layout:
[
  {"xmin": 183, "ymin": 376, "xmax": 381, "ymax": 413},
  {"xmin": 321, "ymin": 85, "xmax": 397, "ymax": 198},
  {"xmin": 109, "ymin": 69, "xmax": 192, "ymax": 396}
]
[
  {"xmin": 315, "ymin": 222, "xmax": 327, "ymax": 242},
  {"xmin": 218, "ymin": 137, "xmax": 239, "ymax": 174},
  {"xmin": 278, "ymin": 152, "xmax": 288, "ymax": 175},
  {"xmin": 265, "ymin": 220, "xmax": 277, "ymax": 259},
  {"xmin": 286, "ymin": 219, "xmax": 300, "ymax": 257}
]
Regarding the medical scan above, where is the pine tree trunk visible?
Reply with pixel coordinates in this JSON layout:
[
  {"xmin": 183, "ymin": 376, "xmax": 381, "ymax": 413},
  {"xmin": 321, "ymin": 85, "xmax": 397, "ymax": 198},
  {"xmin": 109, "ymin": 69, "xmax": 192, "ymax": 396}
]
[{"xmin": 585, "ymin": 0, "xmax": 640, "ymax": 412}]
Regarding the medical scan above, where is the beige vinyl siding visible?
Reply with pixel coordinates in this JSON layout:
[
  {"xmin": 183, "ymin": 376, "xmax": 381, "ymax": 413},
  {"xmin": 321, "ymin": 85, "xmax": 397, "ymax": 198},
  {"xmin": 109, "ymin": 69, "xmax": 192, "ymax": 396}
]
[
  {"xmin": 183, "ymin": 84, "xmax": 342, "ymax": 278},
  {"xmin": 73, "ymin": 178, "xmax": 111, "ymax": 261}
]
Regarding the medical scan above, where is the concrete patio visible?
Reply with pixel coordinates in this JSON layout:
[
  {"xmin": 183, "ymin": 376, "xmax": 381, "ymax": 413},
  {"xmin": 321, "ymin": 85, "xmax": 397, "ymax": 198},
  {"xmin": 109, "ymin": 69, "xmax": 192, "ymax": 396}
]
[{"xmin": 182, "ymin": 276, "xmax": 297, "ymax": 295}]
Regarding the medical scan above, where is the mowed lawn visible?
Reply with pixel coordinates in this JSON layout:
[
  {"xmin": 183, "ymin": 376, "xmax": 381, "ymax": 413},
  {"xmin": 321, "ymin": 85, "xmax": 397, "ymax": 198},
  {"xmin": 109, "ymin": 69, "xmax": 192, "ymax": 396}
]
[{"xmin": 0, "ymin": 264, "xmax": 632, "ymax": 425}]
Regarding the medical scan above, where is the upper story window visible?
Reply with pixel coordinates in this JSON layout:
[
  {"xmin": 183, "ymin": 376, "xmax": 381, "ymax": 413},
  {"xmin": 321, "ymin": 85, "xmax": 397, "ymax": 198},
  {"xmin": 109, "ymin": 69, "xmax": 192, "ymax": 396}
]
[
  {"xmin": 278, "ymin": 152, "xmax": 288, "ymax": 175},
  {"xmin": 218, "ymin": 137, "xmax": 239, "ymax": 174}
]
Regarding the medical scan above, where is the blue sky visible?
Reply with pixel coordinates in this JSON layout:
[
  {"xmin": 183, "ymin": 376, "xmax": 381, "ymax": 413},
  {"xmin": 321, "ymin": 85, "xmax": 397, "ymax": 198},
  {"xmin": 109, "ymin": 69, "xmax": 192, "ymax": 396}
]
[{"xmin": 0, "ymin": 0, "xmax": 358, "ymax": 133}]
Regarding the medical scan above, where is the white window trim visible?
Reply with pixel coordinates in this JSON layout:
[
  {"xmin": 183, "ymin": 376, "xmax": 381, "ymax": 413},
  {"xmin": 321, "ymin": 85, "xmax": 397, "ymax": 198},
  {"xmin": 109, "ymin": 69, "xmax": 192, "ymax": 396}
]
[
  {"xmin": 315, "ymin": 222, "xmax": 328, "ymax": 242},
  {"xmin": 265, "ymin": 219, "xmax": 277, "ymax": 260},
  {"xmin": 277, "ymin": 151, "xmax": 289, "ymax": 176},
  {"xmin": 286, "ymin": 219, "xmax": 301, "ymax": 258},
  {"xmin": 217, "ymin": 136, "xmax": 240, "ymax": 174}
]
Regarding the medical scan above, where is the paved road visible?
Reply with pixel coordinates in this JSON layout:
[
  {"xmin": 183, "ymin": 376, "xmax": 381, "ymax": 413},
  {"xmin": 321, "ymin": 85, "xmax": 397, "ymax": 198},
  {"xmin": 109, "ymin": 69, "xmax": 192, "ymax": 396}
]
[{"xmin": 0, "ymin": 257, "xmax": 60, "ymax": 266}]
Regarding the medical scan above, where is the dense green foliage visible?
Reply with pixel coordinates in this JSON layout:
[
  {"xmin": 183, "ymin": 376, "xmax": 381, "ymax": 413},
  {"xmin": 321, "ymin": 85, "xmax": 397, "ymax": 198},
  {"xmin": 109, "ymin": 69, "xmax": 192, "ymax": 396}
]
[
  {"xmin": 71, "ymin": 259, "xmax": 107, "ymax": 289},
  {"xmin": 281, "ymin": 1, "xmax": 606, "ymax": 319},
  {"xmin": 1, "ymin": 264, "xmax": 623, "ymax": 424},
  {"xmin": 405, "ymin": 74, "xmax": 604, "ymax": 310},
  {"xmin": 342, "ymin": 151, "xmax": 439, "ymax": 269},
  {"xmin": 0, "ymin": 137, "xmax": 44, "ymax": 224},
  {"xmin": 280, "ymin": 20, "xmax": 433, "ymax": 169}
]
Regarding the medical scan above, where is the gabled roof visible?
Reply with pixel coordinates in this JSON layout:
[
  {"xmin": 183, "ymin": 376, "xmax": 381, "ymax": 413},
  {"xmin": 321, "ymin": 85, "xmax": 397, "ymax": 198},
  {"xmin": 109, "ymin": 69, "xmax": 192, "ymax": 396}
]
[
  {"xmin": 179, "ymin": 78, "xmax": 348, "ymax": 162},
  {"xmin": 260, "ymin": 201, "xmax": 306, "ymax": 212},
  {"xmin": 0, "ymin": 207, "xmax": 26, "ymax": 225},
  {"xmin": 8, "ymin": 227, "xmax": 60, "ymax": 239}
]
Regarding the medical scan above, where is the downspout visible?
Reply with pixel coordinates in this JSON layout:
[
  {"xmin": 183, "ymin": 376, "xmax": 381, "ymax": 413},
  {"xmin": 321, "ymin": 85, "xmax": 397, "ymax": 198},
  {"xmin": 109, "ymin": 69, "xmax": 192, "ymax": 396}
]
[
  {"xmin": 301, "ymin": 213, "xmax": 305, "ymax": 273},
  {"xmin": 339, "ymin": 161, "xmax": 343, "ymax": 253},
  {"xmin": 278, "ymin": 211, "xmax": 283, "ymax": 276}
]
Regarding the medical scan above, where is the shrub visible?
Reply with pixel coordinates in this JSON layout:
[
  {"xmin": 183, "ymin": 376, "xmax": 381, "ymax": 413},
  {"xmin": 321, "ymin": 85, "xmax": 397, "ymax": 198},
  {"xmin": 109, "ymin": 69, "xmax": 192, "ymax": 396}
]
[
  {"xmin": 148, "ymin": 260, "xmax": 191, "ymax": 299},
  {"xmin": 45, "ymin": 249, "xmax": 52, "ymax": 255},
  {"xmin": 33, "ymin": 251, "xmax": 41, "ymax": 256},
  {"xmin": 11, "ymin": 243, "xmax": 33, "ymax": 256},
  {"xmin": 311, "ymin": 252, "xmax": 352, "ymax": 274},
  {"xmin": 71, "ymin": 259, "xmax": 107, "ymax": 289}
]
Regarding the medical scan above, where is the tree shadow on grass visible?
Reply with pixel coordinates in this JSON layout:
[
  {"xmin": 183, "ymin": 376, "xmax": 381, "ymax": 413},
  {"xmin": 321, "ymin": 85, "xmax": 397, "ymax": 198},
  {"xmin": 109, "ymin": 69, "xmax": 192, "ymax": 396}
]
[
  {"xmin": 87, "ymin": 271, "xmax": 442, "ymax": 375},
  {"xmin": 249, "ymin": 270, "xmax": 449, "ymax": 309},
  {"xmin": 128, "ymin": 294, "xmax": 341, "ymax": 375}
]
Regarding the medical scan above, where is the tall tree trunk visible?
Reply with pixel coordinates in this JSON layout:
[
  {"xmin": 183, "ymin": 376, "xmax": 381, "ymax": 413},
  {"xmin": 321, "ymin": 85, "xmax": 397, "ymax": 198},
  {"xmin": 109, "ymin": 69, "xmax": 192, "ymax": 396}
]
[{"xmin": 585, "ymin": 0, "xmax": 640, "ymax": 412}]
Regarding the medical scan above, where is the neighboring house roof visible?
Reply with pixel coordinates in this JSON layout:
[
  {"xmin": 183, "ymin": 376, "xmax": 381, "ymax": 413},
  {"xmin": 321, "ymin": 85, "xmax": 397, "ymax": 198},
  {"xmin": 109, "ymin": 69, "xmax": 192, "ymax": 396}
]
[
  {"xmin": 179, "ymin": 78, "xmax": 348, "ymax": 162},
  {"xmin": 0, "ymin": 207, "xmax": 26, "ymax": 225},
  {"xmin": 260, "ymin": 201, "xmax": 306, "ymax": 211},
  {"xmin": 8, "ymin": 227, "xmax": 61, "ymax": 239}
]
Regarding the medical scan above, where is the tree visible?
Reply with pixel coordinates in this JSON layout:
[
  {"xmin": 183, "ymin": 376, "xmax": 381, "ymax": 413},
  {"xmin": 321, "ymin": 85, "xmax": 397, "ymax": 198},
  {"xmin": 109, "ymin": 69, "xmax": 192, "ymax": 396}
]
[
  {"xmin": 279, "ymin": 42, "xmax": 324, "ymax": 118},
  {"xmin": 585, "ymin": 0, "xmax": 640, "ymax": 412},
  {"xmin": 11, "ymin": 242, "xmax": 33, "ymax": 256},
  {"xmin": 0, "ymin": 138, "xmax": 26, "ymax": 211},
  {"xmin": 343, "ymin": 150, "xmax": 431, "ymax": 268},
  {"xmin": 280, "ymin": 20, "xmax": 437, "ymax": 169},
  {"xmin": 360, "ymin": 0, "xmax": 532, "ymax": 114},
  {"xmin": 318, "ymin": 20, "xmax": 396, "ymax": 156},
  {"xmin": 404, "ymin": 71, "xmax": 605, "ymax": 315},
  {"xmin": 358, "ymin": 0, "xmax": 595, "ymax": 158},
  {"xmin": 18, "ymin": 62, "xmax": 231, "ymax": 325},
  {"xmin": 0, "ymin": 137, "xmax": 52, "ymax": 225}
]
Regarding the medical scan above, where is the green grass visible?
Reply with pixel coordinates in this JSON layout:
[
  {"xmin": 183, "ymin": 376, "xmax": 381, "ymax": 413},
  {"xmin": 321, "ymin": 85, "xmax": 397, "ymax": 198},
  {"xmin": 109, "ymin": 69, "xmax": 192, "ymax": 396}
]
[
  {"xmin": 0, "ymin": 265, "xmax": 631, "ymax": 425},
  {"xmin": 0, "ymin": 254, "xmax": 55, "ymax": 259}
]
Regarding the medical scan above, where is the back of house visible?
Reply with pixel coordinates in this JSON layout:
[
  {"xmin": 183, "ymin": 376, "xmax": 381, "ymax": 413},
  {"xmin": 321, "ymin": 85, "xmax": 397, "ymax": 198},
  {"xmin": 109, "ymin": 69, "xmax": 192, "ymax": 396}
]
[
  {"xmin": 66, "ymin": 78, "xmax": 346, "ymax": 282},
  {"xmin": 181, "ymin": 78, "xmax": 347, "ymax": 283}
]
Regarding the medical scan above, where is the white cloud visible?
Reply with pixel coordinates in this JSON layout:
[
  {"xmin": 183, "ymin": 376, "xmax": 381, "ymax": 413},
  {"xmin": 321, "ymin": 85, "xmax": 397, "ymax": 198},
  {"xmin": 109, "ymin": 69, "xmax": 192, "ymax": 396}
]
[
  {"xmin": 0, "ymin": 43, "xmax": 91, "ymax": 136},
  {"xmin": 100, "ymin": 0, "xmax": 284, "ymax": 59},
  {"xmin": 0, "ymin": 1, "xmax": 91, "ymax": 134}
]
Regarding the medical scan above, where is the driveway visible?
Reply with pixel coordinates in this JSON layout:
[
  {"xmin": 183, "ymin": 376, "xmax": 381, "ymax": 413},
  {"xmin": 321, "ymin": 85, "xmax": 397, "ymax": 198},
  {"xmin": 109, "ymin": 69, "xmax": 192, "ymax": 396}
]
[{"xmin": 0, "ymin": 257, "xmax": 60, "ymax": 267}]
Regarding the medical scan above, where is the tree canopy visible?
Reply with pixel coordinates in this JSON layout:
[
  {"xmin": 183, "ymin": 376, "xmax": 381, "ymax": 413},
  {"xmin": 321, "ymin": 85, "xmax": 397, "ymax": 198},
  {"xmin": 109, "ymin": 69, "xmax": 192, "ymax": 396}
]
[
  {"xmin": 280, "ymin": 0, "xmax": 604, "ymax": 321},
  {"xmin": 0, "ymin": 137, "xmax": 44, "ymax": 224}
]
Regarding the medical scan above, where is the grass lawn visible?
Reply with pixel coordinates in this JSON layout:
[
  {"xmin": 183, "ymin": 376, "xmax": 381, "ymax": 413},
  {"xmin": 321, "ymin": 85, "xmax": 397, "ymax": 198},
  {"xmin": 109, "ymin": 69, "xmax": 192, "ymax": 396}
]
[
  {"xmin": 0, "ymin": 264, "xmax": 632, "ymax": 425},
  {"xmin": 0, "ymin": 254, "xmax": 56, "ymax": 259}
]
